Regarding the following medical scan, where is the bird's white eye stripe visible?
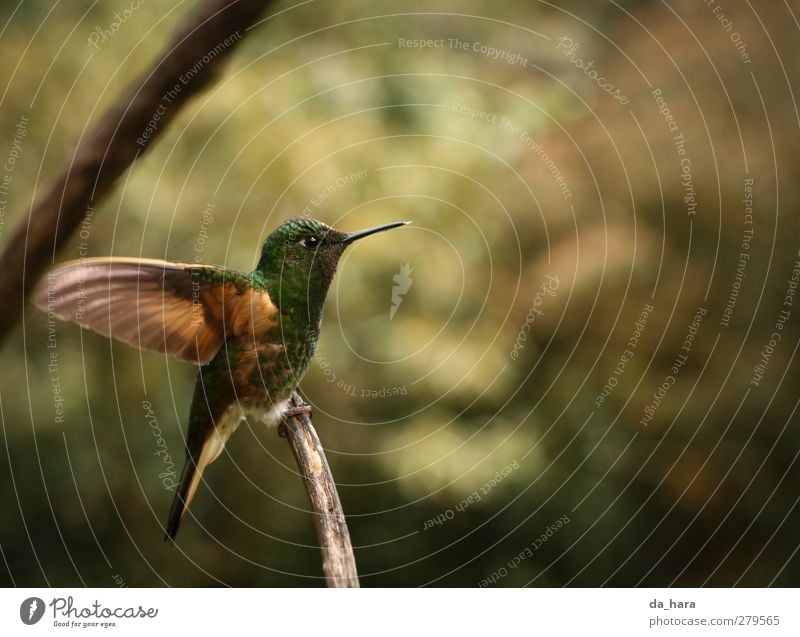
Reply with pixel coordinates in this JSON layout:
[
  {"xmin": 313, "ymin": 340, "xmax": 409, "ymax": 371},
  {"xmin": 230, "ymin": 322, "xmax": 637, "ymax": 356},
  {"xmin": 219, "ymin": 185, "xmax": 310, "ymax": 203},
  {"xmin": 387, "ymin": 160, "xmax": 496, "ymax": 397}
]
[{"xmin": 300, "ymin": 236, "xmax": 320, "ymax": 248}]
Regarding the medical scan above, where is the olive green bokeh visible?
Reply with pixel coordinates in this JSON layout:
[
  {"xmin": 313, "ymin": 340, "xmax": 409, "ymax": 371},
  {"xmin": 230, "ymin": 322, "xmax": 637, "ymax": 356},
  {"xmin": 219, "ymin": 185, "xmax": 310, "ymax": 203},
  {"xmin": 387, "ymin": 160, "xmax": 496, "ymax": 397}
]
[{"xmin": 0, "ymin": 0, "xmax": 798, "ymax": 586}]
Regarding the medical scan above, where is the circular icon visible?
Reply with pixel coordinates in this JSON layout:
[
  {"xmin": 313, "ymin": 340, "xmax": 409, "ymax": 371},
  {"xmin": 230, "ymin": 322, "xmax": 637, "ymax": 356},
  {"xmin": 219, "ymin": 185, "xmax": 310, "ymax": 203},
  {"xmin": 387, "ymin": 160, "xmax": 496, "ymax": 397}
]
[{"xmin": 19, "ymin": 597, "xmax": 45, "ymax": 625}]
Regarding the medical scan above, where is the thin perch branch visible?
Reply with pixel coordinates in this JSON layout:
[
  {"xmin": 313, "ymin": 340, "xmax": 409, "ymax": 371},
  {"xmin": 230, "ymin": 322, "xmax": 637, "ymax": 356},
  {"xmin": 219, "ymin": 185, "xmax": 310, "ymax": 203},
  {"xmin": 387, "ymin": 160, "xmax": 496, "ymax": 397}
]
[
  {"xmin": 280, "ymin": 392, "xmax": 360, "ymax": 588},
  {"xmin": 0, "ymin": 0, "xmax": 275, "ymax": 343}
]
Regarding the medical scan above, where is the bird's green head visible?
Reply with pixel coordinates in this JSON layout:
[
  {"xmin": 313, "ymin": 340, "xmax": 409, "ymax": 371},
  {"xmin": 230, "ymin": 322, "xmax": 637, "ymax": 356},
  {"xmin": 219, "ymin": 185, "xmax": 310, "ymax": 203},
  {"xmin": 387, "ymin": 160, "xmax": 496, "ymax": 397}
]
[{"xmin": 255, "ymin": 216, "xmax": 408, "ymax": 306}]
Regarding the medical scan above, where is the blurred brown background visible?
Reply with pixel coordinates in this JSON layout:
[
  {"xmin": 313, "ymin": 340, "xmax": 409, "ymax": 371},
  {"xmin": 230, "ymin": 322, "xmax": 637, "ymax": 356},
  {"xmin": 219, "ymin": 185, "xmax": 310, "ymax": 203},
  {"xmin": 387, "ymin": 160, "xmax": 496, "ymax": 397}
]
[{"xmin": 0, "ymin": 0, "xmax": 798, "ymax": 586}]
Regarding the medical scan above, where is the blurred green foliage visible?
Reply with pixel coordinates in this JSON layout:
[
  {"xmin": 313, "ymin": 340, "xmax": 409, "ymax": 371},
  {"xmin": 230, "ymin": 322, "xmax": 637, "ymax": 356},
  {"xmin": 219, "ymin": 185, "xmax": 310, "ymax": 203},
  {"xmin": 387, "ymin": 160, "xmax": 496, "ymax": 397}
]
[{"xmin": 0, "ymin": 0, "xmax": 798, "ymax": 586}]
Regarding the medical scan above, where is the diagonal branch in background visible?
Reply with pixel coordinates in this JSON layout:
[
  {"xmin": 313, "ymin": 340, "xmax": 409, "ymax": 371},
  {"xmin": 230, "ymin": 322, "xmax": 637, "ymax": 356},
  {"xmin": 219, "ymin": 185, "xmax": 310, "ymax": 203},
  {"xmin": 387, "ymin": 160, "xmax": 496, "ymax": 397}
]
[
  {"xmin": 280, "ymin": 392, "xmax": 360, "ymax": 588},
  {"xmin": 0, "ymin": 0, "xmax": 276, "ymax": 342}
]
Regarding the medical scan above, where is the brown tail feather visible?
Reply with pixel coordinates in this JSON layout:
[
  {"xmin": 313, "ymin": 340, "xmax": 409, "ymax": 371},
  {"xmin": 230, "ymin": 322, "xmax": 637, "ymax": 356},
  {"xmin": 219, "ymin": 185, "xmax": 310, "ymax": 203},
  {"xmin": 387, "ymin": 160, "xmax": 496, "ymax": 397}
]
[
  {"xmin": 164, "ymin": 432, "xmax": 227, "ymax": 541},
  {"xmin": 164, "ymin": 457, "xmax": 198, "ymax": 541}
]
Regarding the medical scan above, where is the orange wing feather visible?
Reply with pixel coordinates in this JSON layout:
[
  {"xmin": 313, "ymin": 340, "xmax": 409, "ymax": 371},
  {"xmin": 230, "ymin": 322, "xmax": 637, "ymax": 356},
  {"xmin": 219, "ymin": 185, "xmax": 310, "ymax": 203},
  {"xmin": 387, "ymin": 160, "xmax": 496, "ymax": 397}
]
[{"xmin": 33, "ymin": 257, "xmax": 276, "ymax": 365}]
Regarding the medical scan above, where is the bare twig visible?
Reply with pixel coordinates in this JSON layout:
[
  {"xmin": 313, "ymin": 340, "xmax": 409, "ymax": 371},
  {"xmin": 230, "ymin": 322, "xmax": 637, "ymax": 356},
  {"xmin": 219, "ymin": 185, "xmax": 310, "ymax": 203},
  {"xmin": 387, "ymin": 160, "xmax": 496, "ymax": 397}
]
[
  {"xmin": 280, "ymin": 392, "xmax": 360, "ymax": 588},
  {"xmin": 0, "ymin": 0, "xmax": 275, "ymax": 343}
]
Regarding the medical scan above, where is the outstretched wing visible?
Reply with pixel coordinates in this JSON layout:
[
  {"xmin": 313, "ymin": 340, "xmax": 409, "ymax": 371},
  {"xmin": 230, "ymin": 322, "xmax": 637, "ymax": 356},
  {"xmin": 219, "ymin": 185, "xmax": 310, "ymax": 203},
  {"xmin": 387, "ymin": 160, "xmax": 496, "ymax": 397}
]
[{"xmin": 33, "ymin": 257, "xmax": 276, "ymax": 365}]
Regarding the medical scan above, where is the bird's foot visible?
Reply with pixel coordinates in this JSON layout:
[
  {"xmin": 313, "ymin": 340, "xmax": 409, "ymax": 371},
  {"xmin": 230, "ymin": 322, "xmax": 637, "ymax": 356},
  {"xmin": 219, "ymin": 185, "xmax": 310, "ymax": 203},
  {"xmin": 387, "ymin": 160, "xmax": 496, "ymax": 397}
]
[
  {"xmin": 278, "ymin": 402, "xmax": 312, "ymax": 438},
  {"xmin": 282, "ymin": 403, "xmax": 312, "ymax": 420}
]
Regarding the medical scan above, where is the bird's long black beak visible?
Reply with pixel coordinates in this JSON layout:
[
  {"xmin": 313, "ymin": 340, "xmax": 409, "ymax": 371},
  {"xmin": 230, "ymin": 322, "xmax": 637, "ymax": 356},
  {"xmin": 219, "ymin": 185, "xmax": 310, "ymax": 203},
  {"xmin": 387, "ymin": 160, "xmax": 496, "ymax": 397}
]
[{"xmin": 338, "ymin": 221, "xmax": 410, "ymax": 245}]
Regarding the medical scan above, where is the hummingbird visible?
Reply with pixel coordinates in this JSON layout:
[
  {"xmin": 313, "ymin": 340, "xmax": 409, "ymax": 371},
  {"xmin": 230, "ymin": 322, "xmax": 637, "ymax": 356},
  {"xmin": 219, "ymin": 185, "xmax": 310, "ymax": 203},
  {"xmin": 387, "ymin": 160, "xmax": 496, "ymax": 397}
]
[{"xmin": 35, "ymin": 216, "xmax": 409, "ymax": 540}]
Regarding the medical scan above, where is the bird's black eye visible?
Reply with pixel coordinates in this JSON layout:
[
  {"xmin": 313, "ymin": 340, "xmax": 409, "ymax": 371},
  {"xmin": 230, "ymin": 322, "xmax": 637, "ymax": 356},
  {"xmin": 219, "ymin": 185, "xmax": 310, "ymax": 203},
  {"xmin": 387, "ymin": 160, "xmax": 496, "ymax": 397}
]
[{"xmin": 300, "ymin": 235, "xmax": 320, "ymax": 249}]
